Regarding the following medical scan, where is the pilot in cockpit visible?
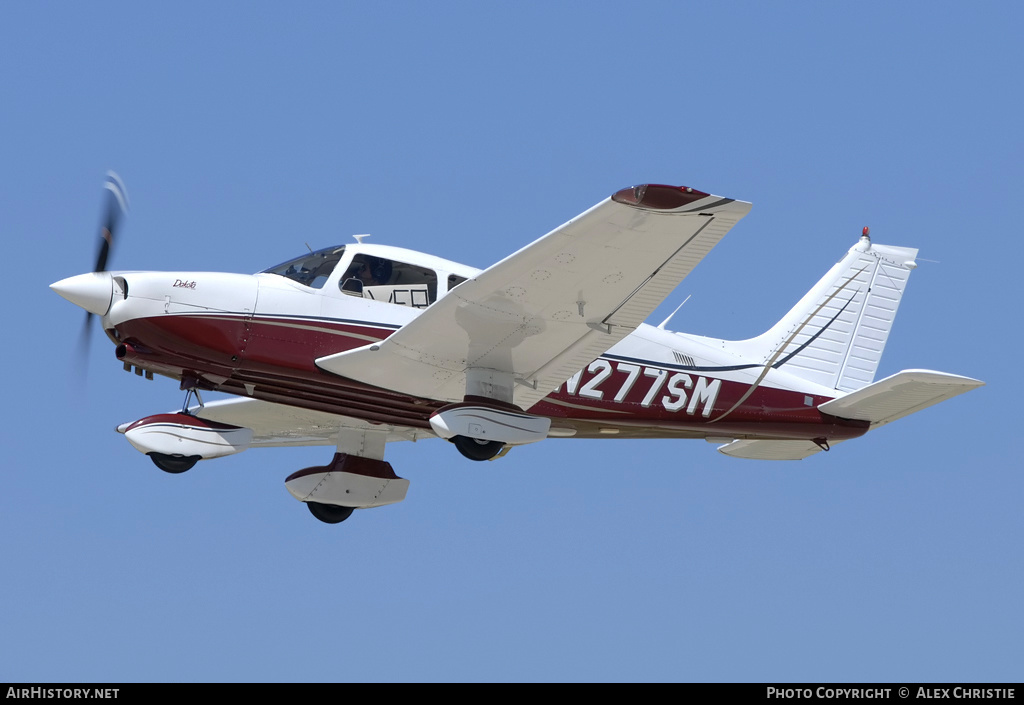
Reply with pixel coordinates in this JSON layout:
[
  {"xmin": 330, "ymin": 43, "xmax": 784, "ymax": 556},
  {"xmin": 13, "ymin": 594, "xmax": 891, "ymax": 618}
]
[{"xmin": 343, "ymin": 256, "xmax": 392, "ymax": 288}]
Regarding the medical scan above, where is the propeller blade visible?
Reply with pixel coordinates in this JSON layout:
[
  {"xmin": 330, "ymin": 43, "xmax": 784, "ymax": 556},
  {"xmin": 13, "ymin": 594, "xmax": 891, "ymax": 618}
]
[
  {"xmin": 74, "ymin": 311, "xmax": 94, "ymax": 385},
  {"xmin": 77, "ymin": 172, "xmax": 129, "ymax": 378},
  {"xmin": 94, "ymin": 171, "xmax": 129, "ymax": 273}
]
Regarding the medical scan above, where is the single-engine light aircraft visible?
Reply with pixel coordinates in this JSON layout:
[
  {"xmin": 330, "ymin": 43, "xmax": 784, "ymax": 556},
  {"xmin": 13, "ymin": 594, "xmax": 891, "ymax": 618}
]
[{"xmin": 52, "ymin": 175, "xmax": 983, "ymax": 524}]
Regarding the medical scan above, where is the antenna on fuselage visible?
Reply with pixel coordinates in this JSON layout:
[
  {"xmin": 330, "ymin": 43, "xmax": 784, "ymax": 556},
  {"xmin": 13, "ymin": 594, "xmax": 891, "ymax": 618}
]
[
  {"xmin": 657, "ymin": 295, "xmax": 691, "ymax": 331},
  {"xmin": 353, "ymin": 234, "xmax": 371, "ymax": 244}
]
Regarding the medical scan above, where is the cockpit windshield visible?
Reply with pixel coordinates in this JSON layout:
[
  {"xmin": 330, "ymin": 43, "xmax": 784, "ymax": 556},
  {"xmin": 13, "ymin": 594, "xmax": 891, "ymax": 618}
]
[{"xmin": 261, "ymin": 246, "xmax": 345, "ymax": 289}]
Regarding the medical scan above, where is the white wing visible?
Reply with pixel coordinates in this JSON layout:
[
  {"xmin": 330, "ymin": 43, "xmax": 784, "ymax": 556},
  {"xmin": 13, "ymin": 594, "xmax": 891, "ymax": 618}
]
[
  {"xmin": 317, "ymin": 184, "xmax": 751, "ymax": 410},
  {"xmin": 190, "ymin": 397, "xmax": 433, "ymax": 447}
]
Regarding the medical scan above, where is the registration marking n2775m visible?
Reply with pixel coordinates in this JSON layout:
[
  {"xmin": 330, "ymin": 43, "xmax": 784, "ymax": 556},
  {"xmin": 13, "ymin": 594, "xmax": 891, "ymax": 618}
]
[{"xmin": 556, "ymin": 360, "xmax": 721, "ymax": 417}]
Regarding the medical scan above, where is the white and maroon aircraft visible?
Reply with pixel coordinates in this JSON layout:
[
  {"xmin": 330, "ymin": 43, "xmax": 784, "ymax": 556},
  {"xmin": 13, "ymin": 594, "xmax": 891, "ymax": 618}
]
[{"xmin": 52, "ymin": 175, "xmax": 983, "ymax": 524}]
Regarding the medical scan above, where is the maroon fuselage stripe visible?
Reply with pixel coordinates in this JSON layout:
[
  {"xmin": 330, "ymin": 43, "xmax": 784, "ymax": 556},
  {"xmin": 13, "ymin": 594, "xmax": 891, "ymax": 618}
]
[{"xmin": 112, "ymin": 313, "xmax": 868, "ymax": 441}]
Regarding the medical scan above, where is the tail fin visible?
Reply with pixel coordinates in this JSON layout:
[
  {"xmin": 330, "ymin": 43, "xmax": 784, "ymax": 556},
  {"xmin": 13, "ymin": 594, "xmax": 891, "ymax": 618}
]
[{"xmin": 732, "ymin": 234, "xmax": 919, "ymax": 393}]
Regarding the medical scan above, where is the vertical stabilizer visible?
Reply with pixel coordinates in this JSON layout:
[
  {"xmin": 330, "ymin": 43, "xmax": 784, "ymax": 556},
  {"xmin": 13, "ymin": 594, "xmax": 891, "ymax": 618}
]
[{"xmin": 732, "ymin": 235, "xmax": 919, "ymax": 392}]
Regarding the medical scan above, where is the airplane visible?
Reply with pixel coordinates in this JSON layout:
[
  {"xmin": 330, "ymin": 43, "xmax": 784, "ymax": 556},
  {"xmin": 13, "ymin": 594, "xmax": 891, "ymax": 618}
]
[{"xmin": 51, "ymin": 174, "xmax": 984, "ymax": 525}]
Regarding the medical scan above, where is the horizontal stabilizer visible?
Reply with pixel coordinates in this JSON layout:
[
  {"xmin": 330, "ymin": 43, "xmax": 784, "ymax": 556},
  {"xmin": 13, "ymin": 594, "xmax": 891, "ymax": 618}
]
[
  {"xmin": 817, "ymin": 369, "xmax": 983, "ymax": 428},
  {"xmin": 716, "ymin": 439, "xmax": 831, "ymax": 460}
]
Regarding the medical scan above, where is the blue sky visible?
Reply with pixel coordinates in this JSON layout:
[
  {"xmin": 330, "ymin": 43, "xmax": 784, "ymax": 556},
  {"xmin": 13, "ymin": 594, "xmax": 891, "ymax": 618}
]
[{"xmin": 2, "ymin": 1, "xmax": 1021, "ymax": 682}]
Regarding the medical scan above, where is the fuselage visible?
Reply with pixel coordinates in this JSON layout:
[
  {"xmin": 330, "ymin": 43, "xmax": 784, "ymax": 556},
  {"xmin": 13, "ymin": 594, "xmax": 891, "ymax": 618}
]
[{"xmin": 78, "ymin": 242, "xmax": 867, "ymax": 443}]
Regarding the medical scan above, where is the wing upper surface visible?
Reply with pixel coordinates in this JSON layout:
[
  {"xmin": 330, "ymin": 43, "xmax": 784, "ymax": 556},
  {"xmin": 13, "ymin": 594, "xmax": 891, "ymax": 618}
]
[{"xmin": 317, "ymin": 184, "xmax": 751, "ymax": 409}]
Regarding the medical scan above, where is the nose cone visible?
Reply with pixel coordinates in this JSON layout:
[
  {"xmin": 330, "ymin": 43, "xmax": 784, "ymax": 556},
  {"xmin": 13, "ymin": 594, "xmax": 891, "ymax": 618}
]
[{"xmin": 50, "ymin": 272, "xmax": 114, "ymax": 316}]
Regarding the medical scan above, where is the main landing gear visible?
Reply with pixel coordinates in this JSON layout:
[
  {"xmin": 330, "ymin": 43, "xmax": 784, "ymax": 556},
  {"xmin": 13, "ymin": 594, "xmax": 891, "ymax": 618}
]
[
  {"xmin": 429, "ymin": 394, "xmax": 548, "ymax": 462},
  {"xmin": 284, "ymin": 447, "xmax": 411, "ymax": 526},
  {"xmin": 451, "ymin": 435, "xmax": 505, "ymax": 461},
  {"xmin": 306, "ymin": 502, "xmax": 355, "ymax": 524}
]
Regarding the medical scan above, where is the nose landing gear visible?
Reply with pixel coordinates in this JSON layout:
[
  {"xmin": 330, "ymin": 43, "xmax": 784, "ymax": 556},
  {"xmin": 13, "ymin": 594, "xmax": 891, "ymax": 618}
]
[{"xmin": 149, "ymin": 453, "xmax": 200, "ymax": 474}]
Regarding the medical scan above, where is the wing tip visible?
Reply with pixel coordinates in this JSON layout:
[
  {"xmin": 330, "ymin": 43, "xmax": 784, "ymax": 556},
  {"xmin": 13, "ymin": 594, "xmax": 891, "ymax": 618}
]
[{"xmin": 612, "ymin": 183, "xmax": 712, "ymax": 210}]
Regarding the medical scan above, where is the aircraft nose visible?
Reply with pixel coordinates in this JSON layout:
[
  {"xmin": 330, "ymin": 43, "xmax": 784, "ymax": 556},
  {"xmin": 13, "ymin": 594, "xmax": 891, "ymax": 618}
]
[{"xmin": 50, "ymin": 272, "xmax": 114, "ymax": 316}]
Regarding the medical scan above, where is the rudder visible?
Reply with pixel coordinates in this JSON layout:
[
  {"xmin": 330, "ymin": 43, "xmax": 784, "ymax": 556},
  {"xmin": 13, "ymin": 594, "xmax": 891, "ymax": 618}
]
[{"xmin": 731, "ymin": 234, "xmax": 919, "ymax": 393}]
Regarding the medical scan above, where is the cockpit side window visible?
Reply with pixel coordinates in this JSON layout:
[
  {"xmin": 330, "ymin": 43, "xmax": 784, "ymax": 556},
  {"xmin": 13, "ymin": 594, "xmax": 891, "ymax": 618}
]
[
  {"xmin": 340, "ymin": 255, "xmax": 437, "ymax": 308},
  {"xmin": 341, "ymin": 255, "xmax": 393, "ymax": 289},
  {"xmin": 262, "ymin": 246, "xmax": 345, "ymax": 289}
]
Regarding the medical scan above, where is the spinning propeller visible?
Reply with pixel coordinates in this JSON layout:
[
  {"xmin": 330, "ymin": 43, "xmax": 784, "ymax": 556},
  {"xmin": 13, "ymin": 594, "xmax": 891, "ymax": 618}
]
[
  {"xmin": 51, "ymin": 172, "xmax": 130, "ymax": 364},
  {"xmin": 94, "ymin": 171, "xmax": 129, "ymax": 274}
]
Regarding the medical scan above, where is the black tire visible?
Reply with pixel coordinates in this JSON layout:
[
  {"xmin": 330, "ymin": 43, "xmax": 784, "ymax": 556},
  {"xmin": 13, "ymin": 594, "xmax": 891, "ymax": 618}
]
[
  {"xmin": 452, "ymin": 435, "xmax": 504, "ymax": 461},
  {"xmin": 306, "ymin": 502, "xmax": 355, "ymax": 524},
  {"xmin": 149, "ymin": 453, "xmax": 200, "ymax": 474}
]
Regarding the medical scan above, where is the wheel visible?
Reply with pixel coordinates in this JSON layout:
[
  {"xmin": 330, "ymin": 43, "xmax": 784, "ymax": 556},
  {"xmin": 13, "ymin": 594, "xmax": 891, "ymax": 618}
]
[
  {"xmin": 452, "ymin": 435, "xmax": 505, "ymax": 461},
  {"xmin": 306, "ymin": 501, "xmax": 355, "ymax": 524},
  {"xmin": 149, "ymin": 453, "xmax": 200, "ymax": 474}
]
